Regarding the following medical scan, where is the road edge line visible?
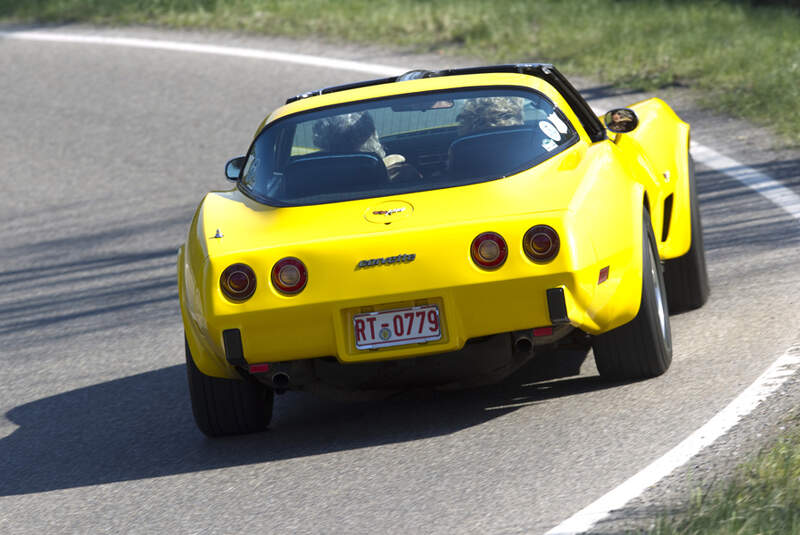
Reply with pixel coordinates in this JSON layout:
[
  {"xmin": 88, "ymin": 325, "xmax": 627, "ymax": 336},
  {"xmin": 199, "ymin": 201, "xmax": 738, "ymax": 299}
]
[
  {"xmin": 545, "ymin": 345, "xmax": 800, "ymax": 534},
  {"xmin": 0, "ymin": 30, "xmax": 408, "ymax": 76}
]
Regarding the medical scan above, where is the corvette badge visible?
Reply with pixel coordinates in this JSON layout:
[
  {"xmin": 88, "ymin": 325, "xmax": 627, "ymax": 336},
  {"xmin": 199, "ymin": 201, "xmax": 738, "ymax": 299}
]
[
  {"xmin": 356, "ymin": 254, "xmax": 416, "ymax": 269},
  {"xmin": 364, "ymin": 200, "xmax": 414, "ymax": 224}
]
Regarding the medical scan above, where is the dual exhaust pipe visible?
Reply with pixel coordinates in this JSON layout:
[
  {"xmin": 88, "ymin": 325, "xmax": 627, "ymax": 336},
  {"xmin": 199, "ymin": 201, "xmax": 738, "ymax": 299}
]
[
  {"xmin": 263, "ymin": 331, "xmax": 535, "ymax": 389},
  {"xmin": 271, "ymin": 372, "xmax": 290, "ymax": 390},
  {"xmin": 511, "ymin": 330, "xmax": 534, "ymax": 354}
]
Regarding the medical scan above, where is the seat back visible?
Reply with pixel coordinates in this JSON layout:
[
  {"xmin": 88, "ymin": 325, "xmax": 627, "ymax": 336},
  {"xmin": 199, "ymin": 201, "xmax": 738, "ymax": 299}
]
[
  {"xmin": 283, "ymin": 153, "xmax": 388, "ymax": 199},
  {"xmin": 448, "ymin": 127, "xmax": 547, "ymax": 180}
]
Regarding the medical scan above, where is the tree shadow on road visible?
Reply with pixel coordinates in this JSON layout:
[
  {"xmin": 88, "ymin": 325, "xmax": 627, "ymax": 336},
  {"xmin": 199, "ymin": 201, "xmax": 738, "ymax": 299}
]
[
  {"xmin": 696, "ymin": 158, "xmax": 800, "ymax": 253},
  {"xmin": 0, "ymin": 349, "xmax": 619, "ymax": 496},
  {"xmin": 0, "ymin": 203, "xmax": 194, "ymax": 350}
]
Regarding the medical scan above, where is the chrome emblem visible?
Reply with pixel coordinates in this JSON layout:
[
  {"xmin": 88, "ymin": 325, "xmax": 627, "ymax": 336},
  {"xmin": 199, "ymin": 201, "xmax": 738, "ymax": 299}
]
[
  {"xmin": 364, "ymin": 200, "xmax": 413, "ymax": 224},
  {"xmin": 372, "ymin": 207, "xmax": 406, "ymax": 216},
  {"xmin": 356, "ymin": 254, "xmax": 416, "ymax": 270}
]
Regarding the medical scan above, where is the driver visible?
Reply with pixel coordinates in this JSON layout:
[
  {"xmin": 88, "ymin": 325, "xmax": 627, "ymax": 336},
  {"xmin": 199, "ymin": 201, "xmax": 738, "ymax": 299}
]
[{"xmin": 312, "ymin": 112, "xmax": 421, "ymax": 181}]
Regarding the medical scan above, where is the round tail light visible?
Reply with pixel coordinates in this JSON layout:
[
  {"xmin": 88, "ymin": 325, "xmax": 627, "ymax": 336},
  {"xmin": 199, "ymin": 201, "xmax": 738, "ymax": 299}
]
[
  {"xmin": 471, "ymin": 232, "xmax": 507, "ymax": 269},
  {"xmin": 220, "ymin": 263, "xmax": 256, "ymax": 301},
  {"xmin": 523, "ymin": 225, "xmax": 560, "ymax": 263},
  {"xmin": 271, "ymin": 257, "xmax": 308, "ymax": 295}
]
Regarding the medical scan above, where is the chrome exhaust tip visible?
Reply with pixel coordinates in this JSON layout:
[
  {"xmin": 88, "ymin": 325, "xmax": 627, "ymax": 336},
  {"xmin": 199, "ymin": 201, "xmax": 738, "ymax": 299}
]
[
  {"xmin": 511, "ymin": 330, "xmax": 534, "ymax": 354},
  {"xmin": 271, "ymin": 372, "xmax": 290, "ymax": 390}
]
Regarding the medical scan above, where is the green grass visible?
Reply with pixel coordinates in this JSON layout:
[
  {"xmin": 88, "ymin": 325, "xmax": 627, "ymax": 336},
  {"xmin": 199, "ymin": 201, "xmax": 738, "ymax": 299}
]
[
  {"xmin": 653, "ymin": 424, "xmax": 800, "ymax": 535},
  {"xmin": 1, "ymin": 0, "xmax": 798, "ymax": 144}
]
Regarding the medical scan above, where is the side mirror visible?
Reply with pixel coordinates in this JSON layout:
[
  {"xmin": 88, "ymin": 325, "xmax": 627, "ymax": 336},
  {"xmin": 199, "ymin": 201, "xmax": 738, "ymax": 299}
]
[
  {"xmin": 225, "ymin": 156, "xmax": 247, "ymax": 181},
  {"xmin": 603, "ymin": 108, "xmax": 639, "ymax": 134}
]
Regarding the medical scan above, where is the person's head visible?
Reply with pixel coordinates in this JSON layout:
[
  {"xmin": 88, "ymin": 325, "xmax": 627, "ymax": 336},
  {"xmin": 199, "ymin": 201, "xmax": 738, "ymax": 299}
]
[
  {"xmin": 611, "ymin": 110, "xmax": 629, "ymax": 123},
  {"xmin": 456, "ymin": 97, "xmax": 524, "ymax": 136},
  {"xmin": 312, "ymin": 112, "xmax": 385, "ymax": 157}
]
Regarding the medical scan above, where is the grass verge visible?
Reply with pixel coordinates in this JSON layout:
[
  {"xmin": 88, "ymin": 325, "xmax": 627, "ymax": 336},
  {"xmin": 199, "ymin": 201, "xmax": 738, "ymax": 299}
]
[
  {"xmin": 652, "ymin": 423, "xmax": 800, "ymax": 534},
  {"xmin": 1, "ymin": 1, "xmax": 799, "ymax": 144}
]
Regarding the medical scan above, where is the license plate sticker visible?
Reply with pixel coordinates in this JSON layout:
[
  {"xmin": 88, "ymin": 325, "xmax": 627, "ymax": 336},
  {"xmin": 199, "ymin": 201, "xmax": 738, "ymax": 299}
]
[{"xmin": 354, "ymin": 305, "xmax": 442, "ymax": 350}]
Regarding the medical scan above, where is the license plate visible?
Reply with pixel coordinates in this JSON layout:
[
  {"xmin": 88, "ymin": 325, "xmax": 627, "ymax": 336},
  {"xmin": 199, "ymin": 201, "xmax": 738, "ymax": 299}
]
[{"xmin": 353, "ymin": 305, "xmax": 441, "ymax": 349}]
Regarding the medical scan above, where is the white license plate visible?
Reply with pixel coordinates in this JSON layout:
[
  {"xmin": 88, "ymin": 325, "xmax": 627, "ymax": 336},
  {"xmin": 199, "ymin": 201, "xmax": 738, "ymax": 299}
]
[{"xmin": 354, "ymin": 305, "xmax": 441, "ymax": 349}]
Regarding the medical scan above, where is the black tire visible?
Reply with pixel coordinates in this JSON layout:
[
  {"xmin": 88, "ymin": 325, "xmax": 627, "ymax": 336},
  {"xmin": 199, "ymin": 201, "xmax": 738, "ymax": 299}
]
[
  {"xmin": 592, "ymin": 210, "xmax": 673, "ymax": 380},
  {"xmin": 664, "ymin": 155, "xmax": 710, "ymax": 314},
  {"xmin": 185, "ymin": 337, "xmax": 273, "ymax": 437}
]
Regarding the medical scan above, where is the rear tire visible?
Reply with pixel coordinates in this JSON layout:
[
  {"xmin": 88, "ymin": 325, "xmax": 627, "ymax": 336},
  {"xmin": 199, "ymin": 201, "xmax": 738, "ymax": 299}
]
[
  {"xmin": 592, "ymin": 211, "xmax": 672, "ymax": 380},
  {"xmin": 185, "ymin": 337, "xmax": 273, "ymax": 437},
  {"xmin": 664, "ymin": 155, "xmax": 710, "ymax": 313}
]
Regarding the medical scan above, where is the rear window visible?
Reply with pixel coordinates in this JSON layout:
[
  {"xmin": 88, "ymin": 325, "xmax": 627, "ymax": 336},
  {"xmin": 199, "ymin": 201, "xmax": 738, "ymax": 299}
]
[{"xmin": 240, "ymin": 87, "xmax": 578, "ymax": 206}]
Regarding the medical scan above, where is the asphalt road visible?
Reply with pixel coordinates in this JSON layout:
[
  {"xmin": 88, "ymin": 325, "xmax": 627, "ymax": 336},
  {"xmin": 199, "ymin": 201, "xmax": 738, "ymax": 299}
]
[{"xmin": 1, "ymin": 26, "xmax": 800, "ymax": 535}]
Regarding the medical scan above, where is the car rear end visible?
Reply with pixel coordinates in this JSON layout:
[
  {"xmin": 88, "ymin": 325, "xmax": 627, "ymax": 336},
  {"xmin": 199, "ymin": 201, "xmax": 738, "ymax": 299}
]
[{"xmin": 180, "ymin": 75, "xmax": 641, "ymax": 392}]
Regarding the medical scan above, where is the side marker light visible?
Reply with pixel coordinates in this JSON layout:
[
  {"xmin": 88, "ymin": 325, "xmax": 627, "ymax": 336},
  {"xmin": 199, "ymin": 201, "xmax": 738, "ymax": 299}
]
[
  {"xmin": 533, "ymin": 327, "xmax": 553, "ymax": 337},
  {"xmin": 249, "ymin": 363, "xmax": 271, "ymax": 374},
  {"xmin": 598, "ymin": 266, "xmax": 610, "ymax": 284}
]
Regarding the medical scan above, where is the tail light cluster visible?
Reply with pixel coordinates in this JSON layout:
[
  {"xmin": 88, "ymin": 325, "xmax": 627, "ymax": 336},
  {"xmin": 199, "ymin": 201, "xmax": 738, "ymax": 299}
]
[
  {"xmin": 523, "ymin": 225, "xmax": 560, "ymax": 263},
  {"xmin": 220, "ymin": 263, "xmax": 257, "ymax": 301},
  {"xmin": 271, "ymin": 257, "xmax": 308, "ymax": 295},
  {"xmin": 470, "ymin": 232, "xmax": 508, "ymax": 269},
  {"xmin": 220, "ymin": 257, "xmax": 308, "ymax": 302},
  {"xmin": 470, "ymin": 225, "xmax": 559, "ymax": 269}
]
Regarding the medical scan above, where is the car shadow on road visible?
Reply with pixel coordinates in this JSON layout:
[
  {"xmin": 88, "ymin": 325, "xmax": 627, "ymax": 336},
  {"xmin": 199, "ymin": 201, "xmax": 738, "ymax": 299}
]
[{"xmin": 0, "ymin": 349, "xmax": 622, "ymax": 496}]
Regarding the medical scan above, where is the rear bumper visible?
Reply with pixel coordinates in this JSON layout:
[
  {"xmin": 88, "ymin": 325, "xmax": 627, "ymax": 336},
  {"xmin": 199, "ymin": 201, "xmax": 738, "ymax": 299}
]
[{"xmin": 182, "ymin": 261, "xmax": 637, "ymax": 381}]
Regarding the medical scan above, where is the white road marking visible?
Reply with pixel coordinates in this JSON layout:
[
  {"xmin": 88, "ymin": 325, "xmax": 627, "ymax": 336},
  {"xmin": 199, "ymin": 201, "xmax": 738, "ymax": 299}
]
[
  {"xmin": 691, "ymin": 141, "xmax": 800, "ymax": 222},
  {"xmin": 0, "ymin": 30, "xmax": 408, "ymax": 77},
  {"xmin": 546, "ymin": 345, "xmax": 800, "ymax": 535},
  {"xmin": 5, "ymin": 27, "xmax": 800, "ymax": 534}
]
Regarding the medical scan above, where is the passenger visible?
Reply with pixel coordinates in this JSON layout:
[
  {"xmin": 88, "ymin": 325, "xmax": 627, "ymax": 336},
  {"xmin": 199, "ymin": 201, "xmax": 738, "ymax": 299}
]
[
  {"xmin": 455, "ymin": 97, "xmax": 525, "ymax": 137},
  {"xmin": 312, "ymin": 112, "xmax": 421, "ymax": 181}
]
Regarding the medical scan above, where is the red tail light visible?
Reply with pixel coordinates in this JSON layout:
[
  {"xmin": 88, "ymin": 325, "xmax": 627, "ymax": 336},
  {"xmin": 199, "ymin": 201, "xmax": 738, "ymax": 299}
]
[
  {"xmin": 523, "ymin": 225, "xmax": 560, "ymax": 263},
  {"xmin": 471, "ymin": 232, "xmax": 507, "ymax": 269},
  {"xmin": 271, "ymin": 257, "xmax": 308, "ymax": 295},
  {"xmin": 220, "ymin": 263, "xmax": 257, "ymax": 301}
]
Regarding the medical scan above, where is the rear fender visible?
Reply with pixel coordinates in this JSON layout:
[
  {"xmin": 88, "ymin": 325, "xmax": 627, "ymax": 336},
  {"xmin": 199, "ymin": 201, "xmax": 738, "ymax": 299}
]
[
  {"xmin": 614, "ymin": 98, "xmax": 691, "ymax": 260},
  {"xmin": 565, "ymin": 143, "xmax": 646, "ymax": 333},
  {"xmin": 178, "ymin": 208, "xmax": 240, "ymax": 380}
]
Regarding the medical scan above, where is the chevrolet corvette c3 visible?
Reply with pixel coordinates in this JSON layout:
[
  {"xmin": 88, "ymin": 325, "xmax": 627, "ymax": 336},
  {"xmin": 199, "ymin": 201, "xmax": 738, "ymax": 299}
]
[{"xmin": 178, "ymin": 64, "xmax": 709, "ymax": 436}]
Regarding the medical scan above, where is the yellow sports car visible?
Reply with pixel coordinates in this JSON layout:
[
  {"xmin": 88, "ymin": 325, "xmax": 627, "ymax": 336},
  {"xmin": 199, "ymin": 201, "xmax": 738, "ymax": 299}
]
[{"xmin": 178, "ymin": 64, "xmax": 709, "ymax": 436}]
